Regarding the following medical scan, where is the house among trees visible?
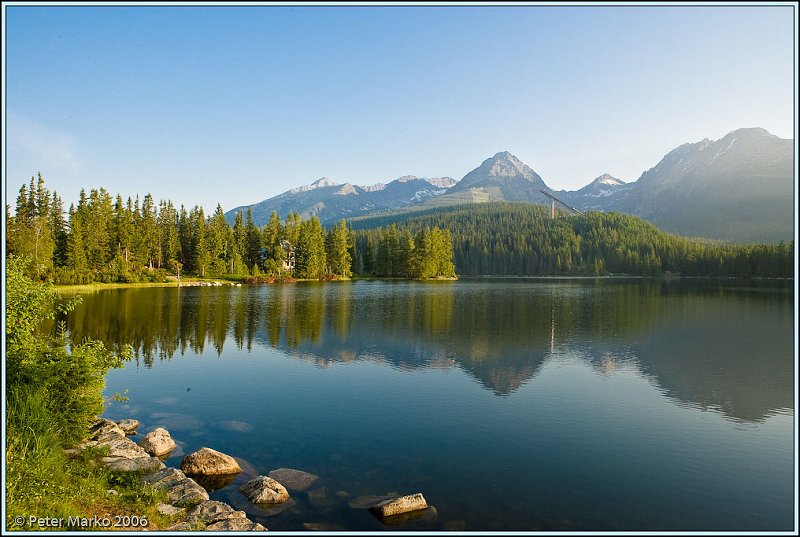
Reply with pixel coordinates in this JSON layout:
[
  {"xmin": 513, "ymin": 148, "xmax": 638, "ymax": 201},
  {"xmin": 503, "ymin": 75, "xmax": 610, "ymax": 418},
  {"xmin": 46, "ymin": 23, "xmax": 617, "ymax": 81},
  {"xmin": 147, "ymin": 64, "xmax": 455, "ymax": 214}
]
[{"xmin": 280, "ymin": 239, "xmax": 295, "ymax": 273}]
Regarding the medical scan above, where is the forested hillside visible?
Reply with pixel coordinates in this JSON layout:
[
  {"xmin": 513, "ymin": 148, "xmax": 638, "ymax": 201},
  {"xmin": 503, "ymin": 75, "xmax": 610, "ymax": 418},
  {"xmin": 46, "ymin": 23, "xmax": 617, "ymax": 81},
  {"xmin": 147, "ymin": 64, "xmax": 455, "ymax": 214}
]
[
  {"xmin": 353, "ymin": 203, "xmax": 793, "ymax": 278},
  {"xmin": 5, "ymin": 176, "xmax": 792, "ymax": 283}
]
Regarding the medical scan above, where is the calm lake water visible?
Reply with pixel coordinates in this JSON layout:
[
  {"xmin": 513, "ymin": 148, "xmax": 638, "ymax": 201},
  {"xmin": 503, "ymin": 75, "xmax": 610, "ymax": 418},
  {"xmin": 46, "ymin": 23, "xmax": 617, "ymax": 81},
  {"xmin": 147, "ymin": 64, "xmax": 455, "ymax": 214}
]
[{"xmin": 59, "ymin": 278, "xmax": 795, "ymax": 531}]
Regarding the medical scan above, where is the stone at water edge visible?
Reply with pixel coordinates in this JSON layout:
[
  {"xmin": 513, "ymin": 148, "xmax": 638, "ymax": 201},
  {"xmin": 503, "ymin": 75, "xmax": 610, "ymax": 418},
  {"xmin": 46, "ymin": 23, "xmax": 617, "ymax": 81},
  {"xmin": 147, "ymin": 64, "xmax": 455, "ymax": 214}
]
[
  {"xmin": 105, "ymin": 456, "xmax": 164, "ymax": 473},
  {"xmin": 181, "ymin": 447, "xmax": 242, "ymax": 476},
  {"xmin": 139, "ymin": 428, "xmax": 177, "ymax": 457},
  {"xmin": 89, "ymin": 418, "xmax": 126, "ymax": 439},
  {"xmin": 239, "ymin": 475, "xmax": 290, "ymax": 504},
  {"xmin": 370, "ymin": 493, "xmax": 428, "ymax": 517},
  {"xmin": 185, "ymin": 500, "xmax": 247, "ymax": 525},
  {"xmin": 116, "ymin": 419, "xmax": 140, "ymax": 434}
]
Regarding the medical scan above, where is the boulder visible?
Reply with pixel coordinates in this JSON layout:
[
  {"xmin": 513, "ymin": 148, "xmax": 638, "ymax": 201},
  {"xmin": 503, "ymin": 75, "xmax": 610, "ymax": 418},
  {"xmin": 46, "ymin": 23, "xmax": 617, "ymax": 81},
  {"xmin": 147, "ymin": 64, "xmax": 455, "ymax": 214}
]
[
  {"xmin": 90, "ymin": 418, "xmax": 126, "ymax": 439},
  {"xmin": 376, "ymin": 505, "xmax": 438, "ymax": 526},
  {"xmin": 185, "ymin": 500, "xmax": 247, "ymax": 525},
  {"xmin": 142, "ymin": 467, "xmax": 186, "ymax": 488},
  {"xmin": 267, "ymin": 467, "xmax": 318, "ymax": 491},
  {"xmin": 139, "ymin": 428, "xmax": 176, "ymax": 457},
  {"xmin": 97, "ymin": 435, "xmax": 150, "ymax": 461},
  {"xmin": 369, "ymin": 493, "xmax": 428, "ymax": 517},
  {"xmin": 239, "ymin": 476, "xmax": 290, "ymax": 504},
  {"xmin": 181, "ymin": 447, "xmax": 242, "ymax": 476},
  {"xmin": 166, "ymin": 478, "xmax": 210, "ymax": 507},
  {"xmin": 105, "ymin": 456, "xmax": 164, "ymax": 473},
  {"xmin": 116, "ymin": 419, "xmax": 140, "ymax": 434}
]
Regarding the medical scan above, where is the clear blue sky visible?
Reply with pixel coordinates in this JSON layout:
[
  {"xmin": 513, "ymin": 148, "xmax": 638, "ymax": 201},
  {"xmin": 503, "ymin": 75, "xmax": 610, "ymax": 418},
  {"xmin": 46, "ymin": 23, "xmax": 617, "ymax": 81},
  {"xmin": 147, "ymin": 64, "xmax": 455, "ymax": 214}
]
[{"xmin": 4, "ymin": 4, "xmax": 796, "ymax": 213}]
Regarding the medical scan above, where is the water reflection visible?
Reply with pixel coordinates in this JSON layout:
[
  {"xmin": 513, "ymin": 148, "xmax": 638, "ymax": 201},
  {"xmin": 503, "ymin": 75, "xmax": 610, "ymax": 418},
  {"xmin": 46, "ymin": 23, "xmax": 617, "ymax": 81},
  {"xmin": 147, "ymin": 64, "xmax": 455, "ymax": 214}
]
[{"xmin": 58, "ymin": 279, "xmax": 794, "ymax": 422}]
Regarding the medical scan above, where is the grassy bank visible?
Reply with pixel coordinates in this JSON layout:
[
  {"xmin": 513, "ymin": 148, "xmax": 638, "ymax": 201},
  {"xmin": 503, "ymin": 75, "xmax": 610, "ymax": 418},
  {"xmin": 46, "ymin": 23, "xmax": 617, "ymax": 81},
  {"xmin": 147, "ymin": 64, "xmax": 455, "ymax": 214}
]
[
  {"xmin": 6, "ymin": 390, "xmax": 172, "ymax": 530},
  {"xmin": 5, "ymin": 257, "xmax": 176, "ymax": 530}
]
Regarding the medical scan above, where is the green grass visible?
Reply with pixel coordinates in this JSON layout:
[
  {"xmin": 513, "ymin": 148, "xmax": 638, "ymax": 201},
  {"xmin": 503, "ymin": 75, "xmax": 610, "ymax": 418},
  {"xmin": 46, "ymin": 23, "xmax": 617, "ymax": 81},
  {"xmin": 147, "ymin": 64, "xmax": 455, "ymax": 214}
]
[{"xmin": 5, "ymin": 388, "xmax": 174, "ymax": 531}]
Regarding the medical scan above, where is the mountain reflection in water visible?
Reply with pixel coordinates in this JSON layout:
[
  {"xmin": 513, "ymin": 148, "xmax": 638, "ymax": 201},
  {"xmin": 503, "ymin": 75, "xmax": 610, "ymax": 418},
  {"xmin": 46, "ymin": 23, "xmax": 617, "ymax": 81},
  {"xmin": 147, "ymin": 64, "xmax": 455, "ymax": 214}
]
[{"xmin": 58, "ymin": 278, "xmax": 793, "ymax": 423}]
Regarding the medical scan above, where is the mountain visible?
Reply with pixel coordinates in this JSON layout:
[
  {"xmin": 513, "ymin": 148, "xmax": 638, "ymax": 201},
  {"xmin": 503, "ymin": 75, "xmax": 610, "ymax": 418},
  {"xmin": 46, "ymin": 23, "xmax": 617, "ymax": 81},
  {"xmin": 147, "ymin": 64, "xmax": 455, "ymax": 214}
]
[
  {"xmin": 591, "ymin": 128, "xmax": 794, "ymax": 243},
  {"xmin": 433, "ymin": 151, "xmax": 551, "ymax": 205},
  {"xmin": 226, "ymin": 175, "xmax": 456, "ymax": 226},
  {"xmin": 228, "ymin": 128, "xmax": 793, "ymax": 243},
  {"xmin": 560, "ymin": 174, "xmax": 629, "ymax": 209}
]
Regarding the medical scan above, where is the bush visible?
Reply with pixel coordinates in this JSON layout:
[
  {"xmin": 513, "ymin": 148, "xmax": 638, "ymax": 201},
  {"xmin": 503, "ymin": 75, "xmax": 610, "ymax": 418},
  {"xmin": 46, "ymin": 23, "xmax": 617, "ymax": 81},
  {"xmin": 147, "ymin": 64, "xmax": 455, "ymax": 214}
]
[{"xmin": 6, "ymin": 254, "xmax": 131, "ymax": 455}]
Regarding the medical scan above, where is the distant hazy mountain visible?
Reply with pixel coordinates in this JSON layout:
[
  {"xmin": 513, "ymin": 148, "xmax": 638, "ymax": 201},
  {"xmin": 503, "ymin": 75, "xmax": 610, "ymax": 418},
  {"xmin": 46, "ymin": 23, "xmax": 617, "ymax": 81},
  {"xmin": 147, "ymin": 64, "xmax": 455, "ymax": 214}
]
[
  {"xmin": 590, "ymin": 128, "xmax": 794, "ymax": 243},
  {"xmin": 226, "ymin": 175, "xmax": 456, "ymax": 226}
]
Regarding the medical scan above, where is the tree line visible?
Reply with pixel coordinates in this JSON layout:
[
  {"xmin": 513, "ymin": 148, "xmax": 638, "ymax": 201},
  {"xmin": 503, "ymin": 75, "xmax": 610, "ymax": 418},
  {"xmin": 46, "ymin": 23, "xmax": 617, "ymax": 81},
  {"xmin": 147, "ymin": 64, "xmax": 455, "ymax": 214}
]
[
  {"xmin": 5, "ymin": 175, "xmax": 457, "ymax": 283},
  {"xmin": 352, "ymin": 202, "xmax": 794, "ymax": 279}
]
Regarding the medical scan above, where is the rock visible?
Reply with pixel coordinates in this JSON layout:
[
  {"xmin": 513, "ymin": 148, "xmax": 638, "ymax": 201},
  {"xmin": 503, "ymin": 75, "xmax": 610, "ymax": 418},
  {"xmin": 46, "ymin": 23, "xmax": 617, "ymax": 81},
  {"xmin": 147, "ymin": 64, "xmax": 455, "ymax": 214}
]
[
  {"xmin": 376, "ymin": 505, "xmax": 438, "ymax": 526},
  {"xmin": 369, "ymin": 493, "xmax": 428, "ymax": 517},
  {"xmin": 267, "ymin": 467, "xmax": 318, "ymax": 491},
  {"xmin": 205, "ymin": 519, "xmax": 267, "ymax": 531},
  {"xmin": 239, "ymin": 475, "xmax": 290, "ymax": 504},
  {"xmin": 142, "ymin": 467, "xmax": 186, "ymax": 488},
  {"xmin": 90, "ymin": 418, "xmax": 126, "ymax": 439},
  {"xmin": 166, "ymin": 478, "xmax": 210, "ymax": 507},
  {"xmin": 97, "ymin": 435, "xmax": 150, "ymax": 461},
  {"xmin": 185, "ymin": 500, "xmax": 247, "ymax": 525},
  {"xmin": 181, "ymin": 447, "xmax": 242, "ymax": 476},
  {"xmin": 116, "ymin": 419, "xmax": 140, "ymax": 434},
  {"xmin": 156, "ymin": 503, "xmax": 185, "ymax": 516},
  {"xmin": 139, "ymin": 428, "xmax": 176, "ymax": 457},
  {"xmin": 105, "ymin": 456, "xmax": 164, "ymax": 473}
]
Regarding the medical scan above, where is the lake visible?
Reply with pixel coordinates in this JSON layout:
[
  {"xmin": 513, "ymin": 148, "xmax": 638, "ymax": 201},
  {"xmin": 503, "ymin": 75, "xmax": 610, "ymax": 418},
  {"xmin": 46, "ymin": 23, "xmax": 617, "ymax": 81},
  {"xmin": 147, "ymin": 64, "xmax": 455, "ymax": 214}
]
[{"xmin": 58, "ymin": 278, "xmax": 795, "ymax": 531}]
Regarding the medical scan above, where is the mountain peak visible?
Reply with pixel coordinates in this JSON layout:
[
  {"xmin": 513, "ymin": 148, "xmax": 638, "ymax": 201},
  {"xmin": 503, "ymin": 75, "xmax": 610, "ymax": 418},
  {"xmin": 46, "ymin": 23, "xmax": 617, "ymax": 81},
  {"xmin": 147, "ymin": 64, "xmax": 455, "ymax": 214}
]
[
  {"xmin": 289, "ymin": 177, "xmax": 340, "ymax": 194},
  {"xmin": 593, "ymin": 174, "xmax": 625, "ymax": 186}
]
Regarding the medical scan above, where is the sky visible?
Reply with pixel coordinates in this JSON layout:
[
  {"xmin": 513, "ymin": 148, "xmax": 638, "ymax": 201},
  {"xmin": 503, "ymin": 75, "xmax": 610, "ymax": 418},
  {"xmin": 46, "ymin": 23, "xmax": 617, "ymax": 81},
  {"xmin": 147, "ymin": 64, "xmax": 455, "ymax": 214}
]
[{"xmin": 3, "ymin": 3, "xmax": 796, "ymax": 213}]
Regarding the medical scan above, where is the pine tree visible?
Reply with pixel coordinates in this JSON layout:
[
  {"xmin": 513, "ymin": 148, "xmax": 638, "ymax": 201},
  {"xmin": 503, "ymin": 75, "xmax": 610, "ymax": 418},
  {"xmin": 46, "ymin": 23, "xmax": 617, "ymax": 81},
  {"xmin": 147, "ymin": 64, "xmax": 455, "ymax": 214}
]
[{"xmin": 295, "ymin": 215, "xmax": 326, "ymax": 279}]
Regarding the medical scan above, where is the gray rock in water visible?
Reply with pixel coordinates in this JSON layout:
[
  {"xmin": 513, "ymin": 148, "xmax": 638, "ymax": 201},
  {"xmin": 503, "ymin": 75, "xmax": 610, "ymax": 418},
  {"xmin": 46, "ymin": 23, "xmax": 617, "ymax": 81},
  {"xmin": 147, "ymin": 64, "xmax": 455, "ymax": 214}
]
[
  {"xmin": 116, "ymin": 419, "xmax": 140, "ymax": 434},
  {"xmin": 239, "ymin": 475, "xmax": 290, "ymax": 504},
  {"xmin": 375, "ymin": 505, "xmax": 438, "ymax": 526},
  {"xmin": 369, "ymin": 493, "xmax": 428, "ymax": 517},
  {"xmin": 181, "ymin": 447, "xmax": 242, "ymax": 476},
  {"xmin": 267, "ymin": 467, "xmax": 319, "ymax": 491},
  {"xmin": 139, "ymin": 428, "xmax": 176, "ymax": 457},
  {"xmin": 106, "ymin": 456, "xmax": 164, "ymax": 473}
]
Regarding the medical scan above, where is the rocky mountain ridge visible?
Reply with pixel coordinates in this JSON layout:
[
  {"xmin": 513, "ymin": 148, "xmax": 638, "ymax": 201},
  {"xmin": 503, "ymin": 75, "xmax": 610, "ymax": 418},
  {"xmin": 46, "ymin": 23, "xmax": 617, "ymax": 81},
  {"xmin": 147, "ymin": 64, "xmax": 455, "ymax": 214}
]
[{"xmin": 226, "ymin": 128, "xmax": 793, "ymax": 243}]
